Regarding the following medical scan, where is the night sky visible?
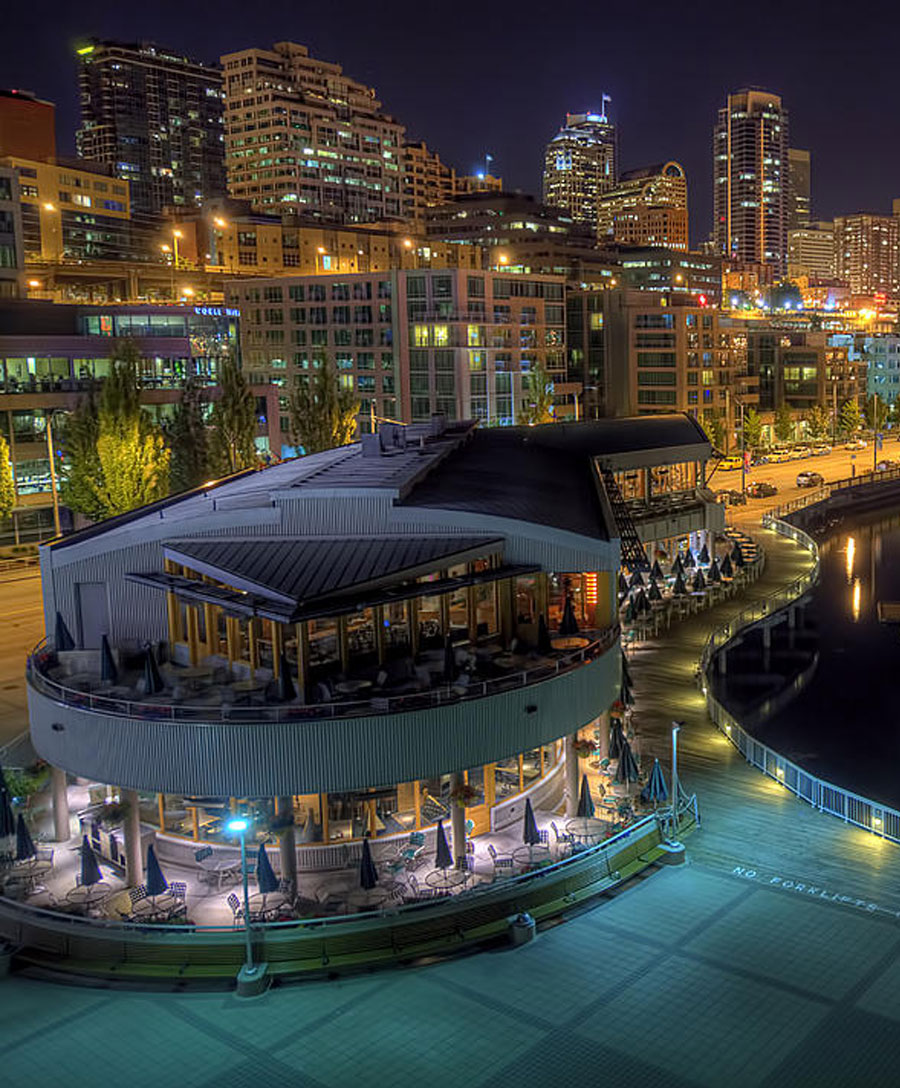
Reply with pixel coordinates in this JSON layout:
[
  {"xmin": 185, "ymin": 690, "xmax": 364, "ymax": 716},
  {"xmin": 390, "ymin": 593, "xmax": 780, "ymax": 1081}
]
[{"xmin": 4, "ymin": 0, "xmax": 900, "ymax": 244}]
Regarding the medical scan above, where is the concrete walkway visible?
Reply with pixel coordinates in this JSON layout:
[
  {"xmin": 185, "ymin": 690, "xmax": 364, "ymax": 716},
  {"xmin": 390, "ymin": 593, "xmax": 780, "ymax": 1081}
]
[{"xmin": 4, "ymin": 515, "xmax": 900, "ymax": 1087}]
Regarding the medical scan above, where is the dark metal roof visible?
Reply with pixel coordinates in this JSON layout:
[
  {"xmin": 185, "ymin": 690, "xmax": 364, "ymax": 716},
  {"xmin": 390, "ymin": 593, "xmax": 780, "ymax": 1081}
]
[{"xmin": 162, "ymin": 535, "xmax": 504, "ymax": 606}]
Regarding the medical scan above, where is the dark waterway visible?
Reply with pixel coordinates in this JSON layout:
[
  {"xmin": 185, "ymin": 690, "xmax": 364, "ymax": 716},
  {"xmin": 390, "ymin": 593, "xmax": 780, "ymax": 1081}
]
[{"xmin": 713, "ymin": 506, "xmax": 900, "ymax": 809}]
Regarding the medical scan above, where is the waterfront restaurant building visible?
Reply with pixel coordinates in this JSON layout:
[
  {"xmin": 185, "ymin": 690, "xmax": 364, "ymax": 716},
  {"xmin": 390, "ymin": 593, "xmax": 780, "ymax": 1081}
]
[{"xmin": 27, "ymin": 415, "xmax": 715, "ymax": 889}]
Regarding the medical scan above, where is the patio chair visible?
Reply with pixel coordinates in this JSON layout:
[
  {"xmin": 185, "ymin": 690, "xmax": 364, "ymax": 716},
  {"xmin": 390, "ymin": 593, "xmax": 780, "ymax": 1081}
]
[
  {"xmin": 34, "ymin": 847, "xmax": 54, "ymax": 865},
  {"xmin": 404, "ymin": 874, "xmax": 436, "ymax": 900},
  {"xmin": 169, "ymin": 881, "xmax": 187, "ymax": 901},
  {"xmin": 128, "ymin": 885, "xmax": 148, "ymax": 907},
  {"xmin": 488, "ymin": 843, "xmax": 515, "ymax": 874},
  {"xmin": 227, "ymin": 892, "xmax": 243, "ymax": 922},
  {"xmin": 551, "ymin": 821, "xmax": 576, "ymax": 848}
]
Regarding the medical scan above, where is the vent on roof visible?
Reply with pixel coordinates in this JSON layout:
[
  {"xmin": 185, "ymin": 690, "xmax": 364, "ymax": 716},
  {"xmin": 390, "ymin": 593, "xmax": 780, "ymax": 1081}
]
[
  {"xmin": 430, "ymin": 413, "xmax": 447, "ymax": 437},
  {"xmin": 362, "ymin": 422, "xmax": 408, "ymax": 457}
]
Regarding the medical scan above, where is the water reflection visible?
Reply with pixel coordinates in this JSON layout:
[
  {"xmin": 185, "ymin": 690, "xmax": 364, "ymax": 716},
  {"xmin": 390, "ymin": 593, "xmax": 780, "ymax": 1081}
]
[
  {"xmin": 851, "ymin": 578, "xmax": 861, "ymax": 623},
  {"xmin": 845, "ymin": 535, "xmax": 855, "ymax": 582}
]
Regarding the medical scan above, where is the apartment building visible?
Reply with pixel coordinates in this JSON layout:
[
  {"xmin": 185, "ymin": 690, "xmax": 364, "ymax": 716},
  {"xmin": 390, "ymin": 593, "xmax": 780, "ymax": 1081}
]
[
  {"xmin": 402, "ymin": 141, "xmax": 456, "ymax": 219},
  {"xmin": 834, "ymin": 213, "xmax": 900, "ymax": 297},
  {"xmin": 227, "ymin": 269, "xmax": 566, "ymax": 437},
  {"xmin": 0, "ymin": 165, "xmax": 24, "ymax": 298}
]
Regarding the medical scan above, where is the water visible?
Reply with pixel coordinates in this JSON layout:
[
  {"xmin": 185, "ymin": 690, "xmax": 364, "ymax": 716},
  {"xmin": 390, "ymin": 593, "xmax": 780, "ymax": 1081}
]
[{"xmin": 714, "ymin": 506, "xmax": 900, "ymax": 809}]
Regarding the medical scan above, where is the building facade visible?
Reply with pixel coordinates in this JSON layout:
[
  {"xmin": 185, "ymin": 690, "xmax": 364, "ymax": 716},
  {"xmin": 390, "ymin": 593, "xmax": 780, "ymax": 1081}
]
[
  {"xmin": 227, "ymin": 269, "xmax": 566, "ymax": 439},
  {"xmin": 713, "ymin": 89, "xmax": 789, "ymax": 272},
  {"xmin": 787, "ymin": 148, "xmax": 811, "ymax": 231},
  {"xmin": 402, "ymin": 141, "xmax": 456, "ymax": 219},
  {"xmin": 596, "ymin": 162, "xmax": 688, "ymax": 250},
  {"xmin": 0, "ymin": 165, "xmax": 24, "ymax": 298},
  {"xmin": 788, "ymin": 221, "xmax": 835, "ymax": 281},
  {"xmin": 542, "ymin": 111, "xmax": 617, "ymax": 232},
  {"xmin": 76, "ymin": 39, "xmax": 226, "ymax": 218},
  {"xmin": 862, "ymin": 334, "xmax": 900, "ymax": 405},
  {"xmin": 221, "ymin": 41, "xmax": 404, "ymax": 222},
  {"xmin": 0, "ymin": 88, "xmax": 56, "ymax": 161},
  {"xmin": 834, "ymin": 213, "xmax": 900, "ymax": 297}
]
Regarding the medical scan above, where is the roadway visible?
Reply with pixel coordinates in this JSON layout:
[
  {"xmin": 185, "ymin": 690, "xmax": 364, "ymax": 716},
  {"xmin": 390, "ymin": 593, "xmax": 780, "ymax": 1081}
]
[
  {"xmin": 708, "ymin": 437, "xmax": 900, "ymax": 510},
  {"xmin": 0, "ymin": 570, "xmax": 45, "ymax": 749}
]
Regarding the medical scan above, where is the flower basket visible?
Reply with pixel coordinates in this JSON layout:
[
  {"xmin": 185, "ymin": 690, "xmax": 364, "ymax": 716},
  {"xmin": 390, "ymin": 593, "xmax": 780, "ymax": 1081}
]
[
  {"xmin": 450, "ymin": 783, "xmax": 479, "ymax": 808},
  {"xmin": 96, "ymin": 799, "xmax": 132, "ymax": 830},
  {"xmin": 573, "ymin": 739, "xmax": 595, "ymax": 759}
]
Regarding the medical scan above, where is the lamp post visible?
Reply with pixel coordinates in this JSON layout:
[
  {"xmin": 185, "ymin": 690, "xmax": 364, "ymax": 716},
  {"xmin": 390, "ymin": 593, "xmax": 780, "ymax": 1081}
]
[
  {"xmin": 226, "ymin": 815, "xmax": 268, "ymax": 994},
  {"xmin": 44, "ymin": 409, "xmax": 62, "ymax": 537},
  {"xmin": 670, "ymin": 721, "xmax": 683, "ymax": 840},
  {"xmin": 315, "ymin": 245, "xmax": 327, "ymax": 274}
]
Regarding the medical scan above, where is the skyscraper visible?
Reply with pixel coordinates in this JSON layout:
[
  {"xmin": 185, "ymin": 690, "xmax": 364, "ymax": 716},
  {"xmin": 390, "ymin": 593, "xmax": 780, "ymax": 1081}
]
[
  {"xmin": 834, "ymin": 213, "xmax": 900, "ymax": 296},
  {"xmin": 787, "ymin": 148, "xmax": 811, "ymax": 230},
  {"xmin": 596, "ymin": 161, "xmax": 689, "ymax": 250},
  {"xmin": 76, "ymin": 40, "xmax": 225, "ymax": 219},
  {"xmin": 221, "ymin": 41, "xmax": 404, "ymax": 222},
  {"xmin": 542, "ymin": 106, "xmax": 617, "ymax": 232},
  {"xmin": 713, "ymin": 89, "xmax": 789, "ymax": 272}
]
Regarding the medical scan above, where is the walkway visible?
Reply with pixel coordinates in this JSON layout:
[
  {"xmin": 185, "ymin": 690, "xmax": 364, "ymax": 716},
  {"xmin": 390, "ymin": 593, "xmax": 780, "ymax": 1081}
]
[{"xmin": 5, "ymin": 513, "xmax": 900, "ymax": 1086}]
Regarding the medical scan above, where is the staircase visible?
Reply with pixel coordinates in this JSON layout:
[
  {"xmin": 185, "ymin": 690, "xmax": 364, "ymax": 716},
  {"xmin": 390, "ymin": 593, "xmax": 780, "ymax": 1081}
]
[{"xmin": 599, "ymin": 468, "xmax": 649, "ymax": 570}]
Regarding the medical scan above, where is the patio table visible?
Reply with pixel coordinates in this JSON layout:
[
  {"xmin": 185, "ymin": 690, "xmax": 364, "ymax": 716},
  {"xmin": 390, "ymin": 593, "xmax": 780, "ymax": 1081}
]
[
  {"xmin": 248, "ymin": 891, "xmax": 290, "ymax": 921},
  {"xmin": 565, "ymin": 817, "xmax": 607, "ymax": 844},
  {"xmin": 213, "ymin": 859, "xmax": 243, "ymax": 890},
  {"xmin": 133, "ymin": 893, "xmax": 180, "ymax": 922},
  {"xmin": 425, "ymin": 868, "xmax": 467, "ymax": 892},
  {"xmin": 67, "ymin": 883, "xmax": 112, "ymax": 906},
  {"xmin": 335, "ymin": 679, "xmax": 373, "ymax": 696},
  {"xmin": 346, "ymin": 887, "xmax": 391, "ymax": 910},
  {"xmin": 512, "ymin": 844, "xmax": 552, "ymax": 866},
  {"xmin": 551, "ymin": 637, "xmax": 590, "ymax": 651}
]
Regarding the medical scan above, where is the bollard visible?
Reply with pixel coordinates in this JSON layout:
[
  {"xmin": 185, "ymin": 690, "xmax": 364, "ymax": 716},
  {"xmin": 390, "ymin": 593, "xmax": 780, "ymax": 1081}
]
[{"xmin": 509, "ymin": 912, "xmax": 536, "ymax": 947}]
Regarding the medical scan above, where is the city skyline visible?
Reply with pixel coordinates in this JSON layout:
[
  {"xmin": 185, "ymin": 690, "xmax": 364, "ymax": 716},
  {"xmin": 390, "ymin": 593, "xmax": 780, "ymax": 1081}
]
[{"xmin": 1, "ymin": 0, "xmax": 899, "ymax": 244}]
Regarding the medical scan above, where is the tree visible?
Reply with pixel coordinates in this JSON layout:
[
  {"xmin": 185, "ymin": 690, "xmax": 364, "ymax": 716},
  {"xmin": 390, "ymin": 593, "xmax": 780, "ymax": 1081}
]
[
  {"xmin": 58, "ymin": 396, "xmax": 104, "ymax": 520},
  {"xmin": 804, "ymin": 404, "xmax": 830, "ymax": 441},
  {"xmin": 741, "ymin": 407, "xmax": 763, "ymax": 451},
  {"xmin": 519, "ymin": 361, "xmax": 555, "ymax": 425},
  {"xmin": 840, "ymin": 398, "xmax": 862, "ymax": 436},
  {"xmin": 865, "ymin": 394, "xmax": 888, "ymax": 432},
  {"xmin": 774, "ymin": 403, "xmax": 794, "ymax": 444},
  {"xmin": 167, "ymin": 378, "xmax": 210, "ymax": 493},
  {"xmin": 701, "ymin": 410, "xmax": 725, "ymax": 452},
  {"xmin": 0, "ymin": 435, "xmax": 15, "ymax": 521},
  {"xmin": 208, "ymin": 355, "xmax": 259, "ymax": 475},
  {"xmin": 90, "ymin": 420, "xmax": 171, "ymax": 516},
  {"xmin": 288, "ymin": 356, "xmax": 360, "ymax": 454}
]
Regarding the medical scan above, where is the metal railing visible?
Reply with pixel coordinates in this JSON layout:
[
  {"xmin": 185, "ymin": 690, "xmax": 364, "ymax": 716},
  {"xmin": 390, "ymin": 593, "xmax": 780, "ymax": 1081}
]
[
  {"xmin": 701, "ymin": 507, "xmax": 900, "ymax": 845},
  {"xmin": 770, "ymin": 463, "xmax": 900, "ymax": 518},
  {"xmin": 27, "ymin": 625, "xmax": 620, "ymax": 725}
]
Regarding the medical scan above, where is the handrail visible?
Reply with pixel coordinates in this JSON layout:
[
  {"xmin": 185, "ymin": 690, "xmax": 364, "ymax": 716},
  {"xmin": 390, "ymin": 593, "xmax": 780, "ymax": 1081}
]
[
  {"xmin": 700, "ymin": 506, "xmax": 900, "ymax": 845},
  {"xmin": 769, "ymin": 463, "xmax": 900, "ymax": 519},
  {"xmin": 27, "ymin": 625, "xmax": 621, "ymax": 724}
]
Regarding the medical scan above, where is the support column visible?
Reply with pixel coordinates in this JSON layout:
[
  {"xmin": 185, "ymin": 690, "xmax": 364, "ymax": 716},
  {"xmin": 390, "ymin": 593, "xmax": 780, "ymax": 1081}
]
[
  {"xmin": 718, "ymin": 649, "xmax": 727, "ymax": 676},
  {"xmin": 123, "ymin": 788, "xmax": 143, "ymax": 887},
  {"xmin": 450, "ymin": 772, "xmax": 467, "ymax": 864},
  {"xmin": 374, "ymin": 605, "xmax": 386, "ymax": 664},
  {"xmin": 186, "ymin": 606, "xmax": 200, "ymax": 666},
  {"xmin": 413, "ymin": 781, "xmax": 422, "ymax": 829},
  {"xmin": 597, "ymin": 711, "xmax": 610, "ymax": 761},
  {"xmin": 320, "ymin": 793, "xmax": 330, "ymax": 843},
  {"xmin": 338, "ymin": 616, "xmax": 350, "ymax": 672},
  {"xmin": 564, "ymin": 733, "xmax": 579, "ymax": 818},
  {"xmin": 499, "ymin": 578, "xmax": 514, "ymax": 648},
  {"xmin": 276, "ymin": 796, "xmax": 297, "ymax": 895},
  {"xmin": 296, "ymin": 621, "xmax": 309, "ymax": 702},
  {"xmin": 271, "ymin": 623, "xmax": 283, "ymax": 678},
  {"xmin": 51, "ymin": 765, "xmax": 70, "ymax": 842}
]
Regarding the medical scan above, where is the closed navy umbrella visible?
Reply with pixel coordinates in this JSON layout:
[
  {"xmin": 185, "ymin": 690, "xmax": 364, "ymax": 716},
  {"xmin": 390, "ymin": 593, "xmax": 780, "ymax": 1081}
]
[
  {"xmin": 100, "ymin": 635, "xmax": 118, "ymax": 685},
  {"xmin": 623, "ymin": 599, "xmax": 636, "ymax": 624},
  {"xmin": 523, "ymin": 796, "xmax": 541, "ymax": 845},
  {"xmin": 609, "ymin": 718, "xmax": 625, "ymax": 761},
  {"xmin": 55, "ymin": 611, "xmax": 75, "ymax": 651},
  {"xmin": 278, "ymin": 651, "xmax": 296, "ymax": 702},
  {"xmin": 651, "ymin": 560, "xmax": 664, "ymax": 581},
  {"xmin": 683, "ymin": 550, "xmax": 696, "ymax": 570},
  {"xmin": 577, "ymin": 775, "xmax": 595, "ymax": 819},
  {"xmin": 615, "ymin": 739, "xmax": 640, "ymax": 785},
  {"xmin": 708, "ymin": 558, "xmax": 722, "ymax": 584},
  {"xmin": 692, "ymin": 568, "xmax": 707, "ymax": 592},
  {"xmin": 143, "ymin": 646, "xmax": 164, "ymax": 695},
  {"xmin": 721, "ymin": 552, "xmax": 734, "ymax": 579},
  {"xmin": 559, "ymin": 596, "xmax": 580, "ymax": 636},
  {"xmin": 359, "ymin": 837, "xmax": 379, "ymax": 890},
  {"xmin": 698, "ymin": 543, "xmax": 711, "ymax": 565},
  {"xmin": 15, "ymin": 813, "xmax": 36, "ymax": 861},
  {"xmin": 733, "ymin": 545, "xmax": 746, "ymax": 568},
  {"xmin": 621, "ymin": 652, "xmax": 633, "ymax": 689},
  {"xmin": 434, "ymin": 819, "xmax": 453, "ymax": 871},
  {"xmin": 669, "ymin": 555, "xmax": 684, "ymax": 578},
  {"xmin": 634, "ymin": 588, "xmax": 651, "ymax": 615},
  {"xmin": 641, "ymin": 758, "xmax": 669, "ymax": 806},
  {"xmin": 648, "ymin": 579, "xmax": 663, "ymax": 602},
  {"xmin": 537, "ymin": 614, "xmax": 552, "ymax": 655},
  {"xmin": 672, "ymin": 572, "xmax": 689, "ymax": 597},
  {"xmin": 620, "ymin": 679, "xmax": 635, "ymax": 707},
  {"xmin": 145, "ymin": 844, "xmax": 169, "ymax": 897},
  {"xmin": 629, "ymin": 569, "xmax": 645, "ymax": 589},
  {"xmin": 617, "ymin": 571, "xmax": 629, "ymax": 595},
  {"xmin": 256, "ymin": 844, "xmax": 279, "ymax": 895},
  {"xmin": 0, "ymin": 763, "xmax": 14, "ymax": 839},
  {"xmin": 79, "ymin": 835, "xmax": 102, "ymax": 887}
]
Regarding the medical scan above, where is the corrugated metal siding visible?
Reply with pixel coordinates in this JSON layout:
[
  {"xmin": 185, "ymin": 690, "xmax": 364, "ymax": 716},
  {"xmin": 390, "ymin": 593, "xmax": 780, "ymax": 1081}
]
[{"xmin": 29, "ymin": 647, "xmax": 620, "ymax": 796}]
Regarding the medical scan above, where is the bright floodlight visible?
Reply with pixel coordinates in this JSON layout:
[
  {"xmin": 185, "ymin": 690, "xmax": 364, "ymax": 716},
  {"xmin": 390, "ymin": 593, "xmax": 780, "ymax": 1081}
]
[{"xmin": 226, "ymin": 817, "xmax": 249, "ymax": 833}]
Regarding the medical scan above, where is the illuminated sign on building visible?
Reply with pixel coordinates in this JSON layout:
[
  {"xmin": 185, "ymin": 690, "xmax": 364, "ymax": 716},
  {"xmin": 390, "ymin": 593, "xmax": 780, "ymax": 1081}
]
[{"xmin": 194, "ymin": 306, "xmax": 239, "ymax": 318}]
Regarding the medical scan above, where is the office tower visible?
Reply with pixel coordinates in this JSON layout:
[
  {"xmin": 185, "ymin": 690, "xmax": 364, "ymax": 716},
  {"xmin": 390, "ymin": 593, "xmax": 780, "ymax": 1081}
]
[
  {"xmin": 713, "ymin": 89, "xmax": 789, "ymax": 272},
  {"xmin": 788, "ymin": 148, "xmax": 811, "ymax": 230},
  {"xmin": 221, "ymin": 41, "xmax": 404, "ymax": 222},
  {"xmin": 788, "ymin": 221, "xmax": 835, "ymax": 281},
  {"xmin": 542, "ymin": 107, "xmax": 617, "ymax": 231},
  {"xmin": 76, "ymin": 40, "xmax": 226, "ymax": 218},
  {"xmin": 834, "ymin": 213, "xmax": 900, "ymax": 296},
  {"xmin": 0, "ymin": 89, "xmax": 56, "ymax": 161},
  {"xmin": 402, "ymin": 141, "xmax": 456, "ymax": 219},
  {"xmin": 596, "ymin": 161, "xmax": 689, "ymax": 249}
]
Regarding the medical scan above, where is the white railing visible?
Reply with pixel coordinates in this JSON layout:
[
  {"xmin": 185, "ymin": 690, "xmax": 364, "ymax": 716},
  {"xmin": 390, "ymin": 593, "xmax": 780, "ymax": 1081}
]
[{"xmin": 701, "ymin": 509, "xmax": 900, "ymax": 844}]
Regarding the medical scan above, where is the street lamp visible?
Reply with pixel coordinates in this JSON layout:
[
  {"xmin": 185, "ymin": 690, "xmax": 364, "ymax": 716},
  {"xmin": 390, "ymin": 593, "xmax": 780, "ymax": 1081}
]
[
  {"xmin": 172, "ymin": 229, "xmax": 183, "ymax": 270},
  {"xmin": 226, "ymin": 815, "xmax": 267, "ymax": 994},
  {"xmin": 670, "ymin": 721, "xmax": 683, "ymax": 840},
  {"xmin": 315, "ymin": 245, "xmax": 327, "ymax": 274},
  {"xmin": 44, "ymin": 409, "xmax": 63, "ymax": 537}
]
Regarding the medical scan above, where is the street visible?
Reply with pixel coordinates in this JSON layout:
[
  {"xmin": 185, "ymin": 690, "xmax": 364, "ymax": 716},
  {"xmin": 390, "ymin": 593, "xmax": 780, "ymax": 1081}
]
[{"xmin": 0, "ymin": 571, "xmax": 45, "ymax": 748}]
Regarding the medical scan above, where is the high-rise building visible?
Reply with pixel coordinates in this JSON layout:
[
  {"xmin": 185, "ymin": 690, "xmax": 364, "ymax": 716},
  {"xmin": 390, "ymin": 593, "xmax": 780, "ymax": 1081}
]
[
  {"xmin": 596, "ymin": 162, "xmax": 688, "ymax": 250},
  {"xmin": 402, "ymin": 141, "xmax": 456, "ymax": 219},
  {"xmin": 834, "ymin": 213, "xmax": 900, "ymax": 296},
  {"xmin": 542, "ymin": 108, "xmax": 617, "ymax": 232},
  {"xmin": 713, "ymin": 89, "xmax": 789, "ymax": 272},
  {"xmin": 455, "ymin": 172, "xmax": 503, "ymax": 195},
  {"xmin": 0, "ymin": 165, "xmax": 24, "ymax": 297},
  {"xmin": 76, "ymin": 39, "xmax": 226, "ymax": 219},
  {"xmin": 788, "ymin": 221, "xmax": 835, "ymax": 281},
  {"xmin": 787, "ymin": 148, "xmax": 811, "ymax": 230},
  {"xmin": 0, "ymin": 89, "xmax": 56, "ymax": 161},
  {"xmin": 221, "ymin": 41, "xmax": 404, "ymax": 222}
]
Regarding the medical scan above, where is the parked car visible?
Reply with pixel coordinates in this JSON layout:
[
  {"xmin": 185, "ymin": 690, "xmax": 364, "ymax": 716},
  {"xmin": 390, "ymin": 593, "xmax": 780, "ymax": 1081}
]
[
  {"xmin": 811, "ymin": 444, "xmax": 832, "ymax": 456},
  {"xmin": 715, "ymin": 488, "xmax": 747, "ymax": 506},
  {"xmin": 796, "ymin": 470, "xmax": 825, "ymax": 488},
  {"xmin": 769, "ymin": 447, "xmax": 793, "ymax": 463},
  {"xmin": 791, "ymin": 445, "xmax": 811, "ymax": 458},
  {"xmin": 845, "ymin": 438, "xmax": 867, "ymax": 450},
  {"xmin": 717, "ymin": 455, "xmax": 744, "ymax": 471},
  {"xmin": 751, "ymin": 454, "xmax": 769, "ymax": 466},
  {"xmin": 748, "ymin": 481, "xmax": 778, "ymax": 498}
]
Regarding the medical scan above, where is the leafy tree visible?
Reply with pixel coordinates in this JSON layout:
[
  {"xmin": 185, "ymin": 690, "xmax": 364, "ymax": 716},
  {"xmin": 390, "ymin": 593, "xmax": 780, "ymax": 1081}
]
[
  {"xmin": 865, "ymin": 394, "xmax": 888, "ymax": 432},
  {"xmin": 741, "ymin": 407, "xmax": 763, "ymax": 451},
  {"xmin": 58, "ymin": 396, "xmax": 104, "ymax": 520},
  {"xmin": 0, "ymin": 435, "xmax": 15, "ymax": 521},
  {"xmin": 701, "ymin": 409, "xmax": 725, "ymax": 452},
  {"xmin": 840, "ymin": 398, "xmax": 862, "ymax": 436},
  {"xmin": 90, "ymin": 421, "xmax": 171, "ymax": 517},
  {"xmin": 804, "ymin": 404, "xmax": 830, "ymax": 441},
  {"xmin": 167, "ymin": 378, "xmax": 210, "ymax": 493},
  {"xmin": 288, "ymin": 356, "xmax": 360, "ymax": 454},
  {"xmin": 519, "ymin": 361, "xmax": 555, "ymax": 425},
  {"xmin": 774, "ymin": 403, "xmax": 794, "ymax": 443},
  {"xmin": 208, "ymin": 355, "xmax": 259, "ymax": 475}
]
